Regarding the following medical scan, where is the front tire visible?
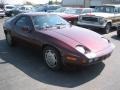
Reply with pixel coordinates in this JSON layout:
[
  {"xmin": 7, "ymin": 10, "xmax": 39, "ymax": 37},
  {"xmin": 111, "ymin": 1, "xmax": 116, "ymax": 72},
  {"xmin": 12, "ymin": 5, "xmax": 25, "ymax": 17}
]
[
  {"xmin": 43, "ymin": 46, "xmax": 62, "ymax": 71},
  {"xmin": 104, "ymin": 23, "xmax": 111, "ymax": 34},
  {"xmin": 1, "ymin": 16, "xmax": 4, "ymax": 18},
  {"xmin": 73, "ymin": 20, "xmax": 77, "ymax": 25}
]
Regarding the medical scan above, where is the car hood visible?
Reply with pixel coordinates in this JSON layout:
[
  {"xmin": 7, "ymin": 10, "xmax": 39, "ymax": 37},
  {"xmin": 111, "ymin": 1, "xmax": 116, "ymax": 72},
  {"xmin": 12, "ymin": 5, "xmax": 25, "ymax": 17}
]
[
  {"xmin": 52, "ymin": 12, "xmax": 78, "ymax": 18},
  {"xmin": 39, "ymin": 26, "xmax": 109, "ymax": 53},
  {"xmin": 86, "ymin": 12, "xmax": 114, "ymax": 18}
]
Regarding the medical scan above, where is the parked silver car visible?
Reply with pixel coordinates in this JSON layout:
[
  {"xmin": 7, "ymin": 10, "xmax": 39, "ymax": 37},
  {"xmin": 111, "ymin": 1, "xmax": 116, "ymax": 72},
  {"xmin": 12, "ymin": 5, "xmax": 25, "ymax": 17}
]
[{"xmin": 77, "ymin": 4, "xmax": 120, "ymax": 34}]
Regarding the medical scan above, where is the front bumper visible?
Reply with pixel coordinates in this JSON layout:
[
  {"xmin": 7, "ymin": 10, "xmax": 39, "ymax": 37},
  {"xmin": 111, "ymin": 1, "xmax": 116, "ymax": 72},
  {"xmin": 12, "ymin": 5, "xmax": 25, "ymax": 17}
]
[
  {"xmin": 77, "ymin": 21, "xmax": 106, "ymax": 30},
  {"xmin": 63, "ymin": 43, "xmax": 114, "ymax": 66}
]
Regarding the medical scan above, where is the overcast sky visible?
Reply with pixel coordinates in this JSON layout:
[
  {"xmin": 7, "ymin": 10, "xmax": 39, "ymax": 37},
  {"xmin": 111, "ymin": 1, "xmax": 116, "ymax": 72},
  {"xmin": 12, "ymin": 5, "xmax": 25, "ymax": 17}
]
[{"xmin": 4, "ymin": 0, "xmax": 62, "ymax": 4}]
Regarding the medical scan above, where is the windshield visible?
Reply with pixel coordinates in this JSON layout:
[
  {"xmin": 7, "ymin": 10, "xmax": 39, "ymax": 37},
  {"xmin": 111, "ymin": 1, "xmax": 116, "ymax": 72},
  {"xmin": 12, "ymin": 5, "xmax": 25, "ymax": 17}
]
[
  {"xmin": 35, "ymin": 7, "xmax": 45, "ymax": 12},
  {"xmin": 54, "ymin": 7, "xmax": 82, "ymax": 14},
  {"xmin": 54, "ymin": 7, "xmax": 68, "ymax": 12},
  {"xmin": 64, "ymin": 8, "xmax": 82, "ymax": 14},
  {"xmin": 12, "ymin": 6, "xmax": 21, "ymax": 10},
  {"xmin": 6, "ymin": 6, "xmax": 14, "ymax": 9},
  {"xmin": 95, "ymin": 6, "xmax": 115, "ymax": 13},
  {"xmin": 32, "ymin": 15, "xmax": 69, "ymax": 30}
]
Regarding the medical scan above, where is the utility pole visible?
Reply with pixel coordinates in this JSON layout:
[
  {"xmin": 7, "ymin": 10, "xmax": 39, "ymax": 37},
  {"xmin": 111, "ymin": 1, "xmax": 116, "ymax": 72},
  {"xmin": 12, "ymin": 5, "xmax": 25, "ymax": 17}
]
[
  {"xmin": 84, "ymin": 0, "xmax": 85, "ymax": 8},
  {"xmin": 56, "ymin": 0, "xmax": 57, "ymax": 4}
]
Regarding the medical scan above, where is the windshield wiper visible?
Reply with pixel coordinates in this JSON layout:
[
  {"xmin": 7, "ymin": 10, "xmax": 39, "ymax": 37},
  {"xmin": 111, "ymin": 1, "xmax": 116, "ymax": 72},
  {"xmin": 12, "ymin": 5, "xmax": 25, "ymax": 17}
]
[
  {"xmin": 55, "ymin": 23, "xmax": 66, "ymax": 26},
  {"xmin": 36, "ymin": 25, "xmax": 53, "ymax": 30}
]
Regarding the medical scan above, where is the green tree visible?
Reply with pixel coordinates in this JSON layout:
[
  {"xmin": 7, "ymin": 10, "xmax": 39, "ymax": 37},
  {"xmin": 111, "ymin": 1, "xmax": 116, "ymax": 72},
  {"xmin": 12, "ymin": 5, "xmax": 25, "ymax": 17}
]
[
  {"xmin": 0, "ymin": 0, "xmax": 5, "ymax": 9},
  {"xmin": 24, "ymin": 1, "xmax": 33, "ymax": 5},
  {"xmin": 48, "ymin": 0, "xmax": 53, "ymax": 5}
]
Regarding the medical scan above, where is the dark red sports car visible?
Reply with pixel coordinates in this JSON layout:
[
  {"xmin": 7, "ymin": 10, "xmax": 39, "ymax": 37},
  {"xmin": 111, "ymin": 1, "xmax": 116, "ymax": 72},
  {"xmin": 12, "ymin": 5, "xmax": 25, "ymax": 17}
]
[{"xmin": 3, "ymin": 13, "xmax": 115, "ymax": 70}]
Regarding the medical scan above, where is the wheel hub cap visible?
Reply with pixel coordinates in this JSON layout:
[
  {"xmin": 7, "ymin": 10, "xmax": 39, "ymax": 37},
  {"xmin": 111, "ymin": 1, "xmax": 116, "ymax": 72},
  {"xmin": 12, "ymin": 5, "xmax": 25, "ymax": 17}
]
[{"xmin": 45, "ymin": 50, "xmax": 57, "ymax": 68}]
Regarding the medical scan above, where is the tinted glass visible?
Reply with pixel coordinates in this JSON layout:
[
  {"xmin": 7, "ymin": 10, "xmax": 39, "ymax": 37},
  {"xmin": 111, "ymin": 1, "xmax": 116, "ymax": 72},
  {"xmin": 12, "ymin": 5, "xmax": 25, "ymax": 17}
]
[
  {"xmin": 6, "ymin": 6, "xmax": 14, "ymax": 9},
  {"xmin": 118, "ymin": 7, "xmax": 120, "ymax": 13},
  {"xmin": 32, "ymin": 15, "xmax": 69, "ymax": 30},
  {"xmin": 54, "ymin": 7, "xmax": 67, "ymax": 12},
  {"xmin": 33, "ymin": 6, "xmax": 45, "ymax": 12},
  {"xmin": 47, "ymin": 6, "xmax": 60, "ymax": 10},
  {"xmin": 16, "ymin": 16, "xmax": 32, "ymax": 27},
  {"xmin": 82, "ymin": 9, "xmax": 92, "ymax": 14},
  {"xmin": 64, "ymin": 8, "xmax": 82, "ymax": 14},
  {"xmin": 95, "ymin": 6, "xmax": 115, "ymax": 13},
  {"xmin": 20, "ymin": 7, "xmax": 25, "ymax": 10}
]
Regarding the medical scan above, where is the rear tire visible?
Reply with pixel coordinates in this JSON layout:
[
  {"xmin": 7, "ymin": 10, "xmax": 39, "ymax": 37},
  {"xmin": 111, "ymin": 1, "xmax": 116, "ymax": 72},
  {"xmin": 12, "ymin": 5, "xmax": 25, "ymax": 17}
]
[
  {"xmin": 5, "ymin": 32, "xmax": 15, "ymax": 46},
  {"xmin": 43, "ymin": 46, "xmax": 62, "ymax": 71}
]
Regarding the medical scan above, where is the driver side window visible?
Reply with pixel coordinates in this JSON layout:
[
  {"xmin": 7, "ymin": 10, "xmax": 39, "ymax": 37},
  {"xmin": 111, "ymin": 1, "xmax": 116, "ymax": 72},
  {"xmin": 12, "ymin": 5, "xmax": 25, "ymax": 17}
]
[{"xmin": 16, "ymin": 16, "xmax": 33, "ymax": 29}]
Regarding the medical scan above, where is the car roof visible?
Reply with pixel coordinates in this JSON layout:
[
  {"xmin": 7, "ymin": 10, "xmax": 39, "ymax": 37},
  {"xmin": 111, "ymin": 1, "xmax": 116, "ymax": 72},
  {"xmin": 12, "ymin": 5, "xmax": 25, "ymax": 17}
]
[
  {"xmin": 103, "ymin": 4, "xmax": 120, "ymax": 7},
  {"xmin": 20, "ymin": 12, "xmax": 56, "ymax": 16}
]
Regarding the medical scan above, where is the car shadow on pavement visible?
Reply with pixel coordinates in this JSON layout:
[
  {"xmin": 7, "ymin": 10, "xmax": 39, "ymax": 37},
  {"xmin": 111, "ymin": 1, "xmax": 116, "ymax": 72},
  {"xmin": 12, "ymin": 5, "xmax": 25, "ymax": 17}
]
[
  {"xmin": 111, "ymin": 35, "xmax": 120, "ymax": 40},
  {"xmin": 0, "ymin": 39, "xmax": 105, "ymax": 88},
  {"xmin": 87, "ymin": 27, "xmax": 116, "ymax": 35}
]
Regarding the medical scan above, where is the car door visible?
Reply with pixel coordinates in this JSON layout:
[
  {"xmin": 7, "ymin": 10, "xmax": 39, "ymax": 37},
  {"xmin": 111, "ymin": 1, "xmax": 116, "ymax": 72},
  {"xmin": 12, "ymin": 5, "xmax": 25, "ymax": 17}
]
[{"xmin": 14, "ymin": 15, "xmax": 35, "ymax": 44}]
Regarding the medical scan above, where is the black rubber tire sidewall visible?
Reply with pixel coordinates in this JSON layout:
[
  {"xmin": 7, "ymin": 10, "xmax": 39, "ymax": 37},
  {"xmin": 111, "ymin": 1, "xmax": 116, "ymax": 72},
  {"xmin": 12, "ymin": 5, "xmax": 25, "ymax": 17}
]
[
  {"xmin": 43, "ymin": 46, "xmax": 62, "ymax": 71},
  {"xmin": 104, "ymin": 23, "xmax": 111, "ymax": 34},
  {"xmin": 117, "ymin": 30, "xmax": 120, "ymax": 37},
  {"xmin": 6, "ymin": 32, "xmax": 14, "ymax": 46}
]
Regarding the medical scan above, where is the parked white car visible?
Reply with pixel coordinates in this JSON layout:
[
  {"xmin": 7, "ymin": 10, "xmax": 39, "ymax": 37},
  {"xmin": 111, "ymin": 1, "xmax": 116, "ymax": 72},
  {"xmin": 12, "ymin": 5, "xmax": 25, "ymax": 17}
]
[
  {"xmin": 77, "ymin": 4, "xmax": 120, "ymax": 34},
  {"xmin": 18, "ymin": 5, "xmax": 33, "ymax": 12},
  {"xmin": 0, "ymin": 8, "xmax": 5, "ymax": 18},
  {"xmin": 4, "ymin": 5, "xmax": 15, "ymax": 11},
  {"xmin": 4, "ymin": 5, "xmax": 15, "ymax": 16}
]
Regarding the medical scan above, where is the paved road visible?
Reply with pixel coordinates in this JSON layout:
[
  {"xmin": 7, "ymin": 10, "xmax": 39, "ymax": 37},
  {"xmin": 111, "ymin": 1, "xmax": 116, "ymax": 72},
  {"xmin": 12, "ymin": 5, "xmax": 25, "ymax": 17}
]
[{"xmin": 0, "ymin": 18, "xmax": 120, "ymax": 90}]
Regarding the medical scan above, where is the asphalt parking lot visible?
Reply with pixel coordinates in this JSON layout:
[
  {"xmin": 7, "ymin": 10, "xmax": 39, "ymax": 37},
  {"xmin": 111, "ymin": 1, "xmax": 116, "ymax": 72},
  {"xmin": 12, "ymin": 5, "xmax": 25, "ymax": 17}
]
[{"xmin": 0, "ymin": 17, "xmax": 120, "ymax": 90}]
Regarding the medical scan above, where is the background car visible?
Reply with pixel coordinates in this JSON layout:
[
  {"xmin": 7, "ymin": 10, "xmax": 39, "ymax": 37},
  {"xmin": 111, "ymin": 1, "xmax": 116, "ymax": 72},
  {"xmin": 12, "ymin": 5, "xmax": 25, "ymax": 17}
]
[
  {"xmin": 0, "ymin": 8, "xmax": 5, "ymax": 18},
  {"xmin": 4, "ymin": 5, "xmax": 22, "ymax": 17},
  {"xmin": 52, "ymin": 7, "xmax": 94, "ymax": 24},
  {"xmin": 3, "ymin": 13, "xmax": 115, "ymax": 70},
  {"xmin": 9, "ymin": 5, "xmax": 34, "ymax": 16},
  {"xmin": 77, "ymin": 4, "xmax": 120, "ymax": 34},
  {"xmin": 4, "ymin": 5, "xmax": 15, "ymax": 16},
  {"xmin": 33, "ymin": 5, "xmax": 61, "ymax": 12}
]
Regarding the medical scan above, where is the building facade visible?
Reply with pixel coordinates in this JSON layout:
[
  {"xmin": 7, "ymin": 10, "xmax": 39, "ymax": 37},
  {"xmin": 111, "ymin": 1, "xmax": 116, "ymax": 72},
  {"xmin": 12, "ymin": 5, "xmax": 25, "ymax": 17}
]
[{"xmin": 62, "ymin": 0, "xmax": 120, "ymax": 8}]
